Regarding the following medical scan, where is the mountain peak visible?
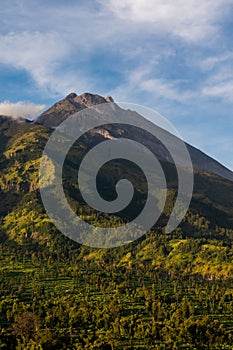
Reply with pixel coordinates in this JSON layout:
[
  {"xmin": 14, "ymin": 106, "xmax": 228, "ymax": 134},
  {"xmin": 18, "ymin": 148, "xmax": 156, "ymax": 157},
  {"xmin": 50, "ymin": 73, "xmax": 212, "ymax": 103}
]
[
  {"xmin": 65, "ymin": 92, "xmax": 78, "ymax": 100},
  {"xmin": 65, "ymin": 92, "xmax": 114, "ymax": 106},
  {"xmin": 73, "ymin": 92, "xmax": 112, "ymax": 107},
  {"xmin": 36, "ymin": 92, "xmax": 114, "ymax": 128}
]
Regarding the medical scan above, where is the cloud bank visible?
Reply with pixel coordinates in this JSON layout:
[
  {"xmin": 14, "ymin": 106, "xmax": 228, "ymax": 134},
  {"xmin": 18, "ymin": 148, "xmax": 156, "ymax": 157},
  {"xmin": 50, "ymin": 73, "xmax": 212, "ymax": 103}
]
[
  {"xmin": 103, "ymin": 0, "xmax": 231, "ymax": 42},
  {"xmin": 0, "ymin": 101, "xmax": 46, "ymax": 119}
]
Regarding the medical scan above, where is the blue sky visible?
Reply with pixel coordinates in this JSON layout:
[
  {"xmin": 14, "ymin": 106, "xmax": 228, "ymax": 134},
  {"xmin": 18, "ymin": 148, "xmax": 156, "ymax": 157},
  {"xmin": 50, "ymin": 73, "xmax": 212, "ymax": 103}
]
[{"xmin": 0, "ymin": 0, "xmax": 233, "ymax": 170}]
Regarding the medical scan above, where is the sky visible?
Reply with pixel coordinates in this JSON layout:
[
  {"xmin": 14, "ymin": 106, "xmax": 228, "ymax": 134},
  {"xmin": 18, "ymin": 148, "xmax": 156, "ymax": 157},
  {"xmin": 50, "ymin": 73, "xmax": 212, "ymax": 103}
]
[{"xmin": 0, "ymin": 0, "xmax": 233, "ymax": 169}]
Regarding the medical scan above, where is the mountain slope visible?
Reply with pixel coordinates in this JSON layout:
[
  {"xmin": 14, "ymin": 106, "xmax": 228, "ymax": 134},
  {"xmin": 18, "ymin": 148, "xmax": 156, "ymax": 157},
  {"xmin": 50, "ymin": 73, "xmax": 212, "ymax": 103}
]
[
  {"xmin": 0, "ymin": 93, "xmax": 232, "ymax": 250},
  {"xmin": 36, "ymin": 92, "xmax": 233, "ymax": 182}
]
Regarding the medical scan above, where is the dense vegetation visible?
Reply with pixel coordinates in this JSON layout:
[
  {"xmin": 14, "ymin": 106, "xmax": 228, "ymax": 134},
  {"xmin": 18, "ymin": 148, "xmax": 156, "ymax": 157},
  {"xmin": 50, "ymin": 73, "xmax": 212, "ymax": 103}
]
[
  {"xmin": 0, "ymin": 116, "xmax": 233, "ymax": 349},
  {"xmin": 1, "ymin": 232, "xmax": 233, "ymax": 349}
]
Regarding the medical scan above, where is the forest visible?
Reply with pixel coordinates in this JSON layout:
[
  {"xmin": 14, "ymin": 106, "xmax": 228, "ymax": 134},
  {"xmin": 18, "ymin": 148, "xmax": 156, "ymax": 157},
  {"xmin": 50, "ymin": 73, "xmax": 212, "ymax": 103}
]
[{"xmin": 1, "ymin": 219, "xmax": 233, "ymax": 349}]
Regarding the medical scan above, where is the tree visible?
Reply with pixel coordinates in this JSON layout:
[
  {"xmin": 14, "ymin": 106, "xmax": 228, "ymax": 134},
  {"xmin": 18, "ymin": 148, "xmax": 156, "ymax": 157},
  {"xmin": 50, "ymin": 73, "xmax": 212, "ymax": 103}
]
[{"xmin": 11, "ymin": 312, "xmax": 40, "ymax": 342}]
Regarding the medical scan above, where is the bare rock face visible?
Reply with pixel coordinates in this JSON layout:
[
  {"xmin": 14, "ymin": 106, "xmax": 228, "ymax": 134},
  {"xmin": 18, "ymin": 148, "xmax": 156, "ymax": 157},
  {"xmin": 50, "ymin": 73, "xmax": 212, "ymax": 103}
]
[
  {"xmin": 105, "ymin": 95, "xmax": 114, "ymax": 103},
  {"xmin": 35, "ymin": 92, "xmax": 114, "ymax": 128},
  {"xmin": 73, "ymin": 92, "xmax": 107, "ymax": 107},
  {"xmin": 65, "ymin": 92, "xmax": 78, "ymax": 99}
]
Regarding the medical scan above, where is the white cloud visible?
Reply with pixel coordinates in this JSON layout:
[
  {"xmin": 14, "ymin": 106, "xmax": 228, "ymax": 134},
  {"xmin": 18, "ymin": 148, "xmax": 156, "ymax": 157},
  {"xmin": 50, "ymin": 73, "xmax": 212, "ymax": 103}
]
[
  {"xmin": 139, "ymin": 78, "xmax": 195, "ymax": 102},
  {"xmin": 110, "ymin": 62, "xmax": 196, "ymax": 104},
  {"xmin": 101, "ymin": 0, "xmax": 232, "ymax": 42},
  {"xmin": 0, "ymin": 31, "xmax": 73, "ymax": 95},
  {"xmin": 202, "ymin": 80, "xmax": 233, "ymax": 102},
  {"xmin": 201, "ymin": 61, "xmax": 233, "ymax": 102},
  {"xmin": 198, "ymin": 52, "xmax": 233, "ymax": 71},
  {"xmin": 0, "ymin": 5, "xmax": 126, "ymax": 96},
  {"xmin": 0, "ymin": 101, "xmax": 46, "ymax": 119}
]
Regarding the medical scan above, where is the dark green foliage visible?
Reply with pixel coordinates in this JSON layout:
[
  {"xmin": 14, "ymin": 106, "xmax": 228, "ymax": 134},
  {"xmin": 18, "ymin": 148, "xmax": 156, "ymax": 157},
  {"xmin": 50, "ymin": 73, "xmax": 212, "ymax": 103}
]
[
  {"xmin": 0, "ymin": 238, "xmax": 233, "ymax": 349},
  {"xmin": 0, "ymin": 116, "xmax": 233, "ymax": 348}
]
